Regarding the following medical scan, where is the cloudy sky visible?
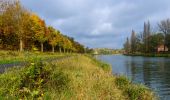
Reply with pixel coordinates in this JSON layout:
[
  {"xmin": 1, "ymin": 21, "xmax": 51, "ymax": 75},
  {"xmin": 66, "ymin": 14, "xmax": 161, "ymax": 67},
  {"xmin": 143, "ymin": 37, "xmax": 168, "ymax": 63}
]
[{"xmin": 20, "ymin": 0, "xmax": 170, "ymax": 49}]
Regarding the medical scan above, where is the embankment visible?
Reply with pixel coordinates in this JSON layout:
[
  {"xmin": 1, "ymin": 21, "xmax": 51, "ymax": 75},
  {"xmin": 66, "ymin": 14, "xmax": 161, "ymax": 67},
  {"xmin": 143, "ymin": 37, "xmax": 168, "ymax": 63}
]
[{"xmin": 0, "ymin": 54, "xmax": 156, "ymax": 100}]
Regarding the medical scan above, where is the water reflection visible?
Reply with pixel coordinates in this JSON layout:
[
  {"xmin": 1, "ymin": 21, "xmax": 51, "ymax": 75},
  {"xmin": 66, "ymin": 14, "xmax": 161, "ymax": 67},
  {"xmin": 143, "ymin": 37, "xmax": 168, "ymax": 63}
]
[{"xmin": 97, "ymin": 55, "xmax": 170, "ymax": 100}]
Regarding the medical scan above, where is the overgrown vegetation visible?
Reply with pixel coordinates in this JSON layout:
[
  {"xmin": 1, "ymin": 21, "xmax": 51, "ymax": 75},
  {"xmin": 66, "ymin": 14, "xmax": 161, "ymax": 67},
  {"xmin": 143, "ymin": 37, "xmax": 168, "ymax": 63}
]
[
  {"xmin": 0, "ymin": 55, "xmax": 156, "ymax": 99},
  {"xmin": 0, "ymin": 61, "xmax": 70, "ymax": 99},
  {"xmin": 115, "ymin": 76, "xmax": 156, "ymax": 100}
]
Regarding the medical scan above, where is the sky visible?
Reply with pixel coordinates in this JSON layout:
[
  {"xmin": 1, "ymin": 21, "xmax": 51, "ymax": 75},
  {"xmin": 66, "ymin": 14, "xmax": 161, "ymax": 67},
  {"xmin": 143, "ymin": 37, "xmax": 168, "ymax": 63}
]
[{"xmin": 20, "ymin": 0, "xmax": 170, "ymax": 49}]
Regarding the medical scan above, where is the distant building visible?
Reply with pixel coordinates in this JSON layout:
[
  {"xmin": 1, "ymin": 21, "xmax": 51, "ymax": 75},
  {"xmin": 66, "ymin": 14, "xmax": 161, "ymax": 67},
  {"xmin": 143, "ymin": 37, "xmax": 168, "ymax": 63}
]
[{"xmin": 157, "ymin": 45, "xmax": 168, "ymax": 52}]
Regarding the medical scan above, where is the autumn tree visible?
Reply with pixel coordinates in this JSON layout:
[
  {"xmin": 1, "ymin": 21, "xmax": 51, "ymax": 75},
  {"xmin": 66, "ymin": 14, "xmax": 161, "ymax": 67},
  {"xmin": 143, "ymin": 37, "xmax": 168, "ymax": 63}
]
[
  {"xmin": 0, "ymin": 0, "xmax": 86, "ymax": 52},
  {"xmin": 15, "ymin": 1, "xmax": 31, "ymax": 51},
  {"xmin": 48, "ymin": 27, "xmax": 62, "ymax": 53},
  {"xmin": 30, "ymin": 14, "xmax": 48, "ymax": 52},
  {"xmin": 1, "ymin": 1, "xmax": 31, "ymax": 51},
  {"xmin": 62, "ymin": 36, "xmax": 72, "ymax": 53}
]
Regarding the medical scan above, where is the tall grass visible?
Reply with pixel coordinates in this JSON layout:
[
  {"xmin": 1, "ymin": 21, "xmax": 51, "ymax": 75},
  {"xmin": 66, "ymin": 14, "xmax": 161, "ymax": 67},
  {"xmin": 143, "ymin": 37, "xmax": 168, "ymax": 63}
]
[
  {"xmin": 0, "ymin": 50, "xmax": 68, "ymax": 64},
  {"xmin": 115, "ymin": 76, "xmax": 157, "ymax": 100},
  {"xmin": 0, "ymin": 54, "xmax": 156, "ymax": 99}
]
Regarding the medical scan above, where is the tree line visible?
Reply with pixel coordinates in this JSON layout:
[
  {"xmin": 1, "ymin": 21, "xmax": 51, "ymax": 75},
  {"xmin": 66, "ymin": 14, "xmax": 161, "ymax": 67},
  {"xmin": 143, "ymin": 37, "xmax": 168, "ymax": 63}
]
[
  {"xmin": 0, "ymin": 0, "xmax": 85, "ymax": 53},
  {"xmin": 124, "ymin": 19, "xmax": 170, "ymax": 54}
]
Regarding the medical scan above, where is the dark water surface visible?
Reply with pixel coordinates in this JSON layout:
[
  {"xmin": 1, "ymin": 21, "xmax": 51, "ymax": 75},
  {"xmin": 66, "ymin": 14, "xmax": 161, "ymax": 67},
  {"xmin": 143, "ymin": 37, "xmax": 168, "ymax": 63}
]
[{"xmin": 96, "ymin": 54, "xmax": 170, "ymax": 100}]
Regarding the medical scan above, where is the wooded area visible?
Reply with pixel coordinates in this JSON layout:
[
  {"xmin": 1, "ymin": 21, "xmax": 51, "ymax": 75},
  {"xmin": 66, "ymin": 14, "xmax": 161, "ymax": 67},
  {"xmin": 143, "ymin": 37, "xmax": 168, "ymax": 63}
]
[
  {"xmin": 124, "ymin": 20, "xmax": 170, "ymax": 54},
  {"xmin": 0, "ymin": 0, "xmax": 85, "ymax": 53}
]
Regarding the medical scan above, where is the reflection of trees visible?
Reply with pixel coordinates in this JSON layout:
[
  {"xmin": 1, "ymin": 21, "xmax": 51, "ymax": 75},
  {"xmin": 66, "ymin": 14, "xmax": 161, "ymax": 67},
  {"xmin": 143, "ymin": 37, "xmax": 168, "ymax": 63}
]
[
  {"xmin": 160, "ymin": 58, "xmax": 170, "ymax": 86},
  {"xmin": 142, "ymin": 58, "xmax": 151, "ymax": 87},
  {"xmin": 130, "ymin": 58, "xmax": 138, "ymax": 81},
  {"xmin": 125, "ymin": 57, "xmax": 144, "ymax": 83},
  {"xmin": 124, "ymin": 56, "xmax": 170, "ymax": 98}
]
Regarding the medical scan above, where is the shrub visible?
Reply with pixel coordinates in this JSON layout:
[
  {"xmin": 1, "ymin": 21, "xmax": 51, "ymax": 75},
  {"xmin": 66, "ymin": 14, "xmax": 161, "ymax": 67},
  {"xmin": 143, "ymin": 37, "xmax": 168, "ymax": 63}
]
[
  {"xmin": 0, "ymin": 61, "xmax": 70, "ymax": 99},
  {"xmin": 19, "ymin": 62, "xmax": 47, "ymax": 99},
  {"xmin": 125, "ymin": 85, "xmax": 146, "ymax": 100},
  {"xmin": 115, "ymin": 76, "xmax": 130, "ymax": 88}
]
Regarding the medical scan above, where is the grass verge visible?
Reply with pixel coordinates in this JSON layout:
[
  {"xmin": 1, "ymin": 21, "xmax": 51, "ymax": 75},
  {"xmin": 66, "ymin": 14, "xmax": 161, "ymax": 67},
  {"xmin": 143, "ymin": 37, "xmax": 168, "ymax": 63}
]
[
  {"xmin": 0, "ymin": 50, "xmax": 70, "ymax": 64},
  {"xmin": 0, "ymin": 54, "xmax": 157, "ymax": 99}
]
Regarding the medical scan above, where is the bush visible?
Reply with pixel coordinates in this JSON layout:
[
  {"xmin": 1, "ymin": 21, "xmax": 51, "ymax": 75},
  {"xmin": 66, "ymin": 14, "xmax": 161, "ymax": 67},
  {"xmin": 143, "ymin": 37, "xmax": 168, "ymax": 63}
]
[
  {"xmin": 114, "ymin": 75, "xmax": 155, "ymax": 100},
  {"xmin": 125, "ymin": 85, "xmax": 146, "ymax": 100},
  {"xmin": 0, "ymin": 62, "xmax": 70, "ymax": 99},
  {"xmin": 115, "ymin": 76, "xmax": 130, "ymax": 88}
]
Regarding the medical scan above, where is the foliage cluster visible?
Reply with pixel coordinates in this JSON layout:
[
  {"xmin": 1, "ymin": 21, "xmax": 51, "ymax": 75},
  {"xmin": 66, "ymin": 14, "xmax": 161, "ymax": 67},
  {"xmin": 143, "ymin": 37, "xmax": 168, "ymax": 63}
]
[
  {"xmin": 124, "ymin": 20, "xmax": 170, "ymax": 54},
  {"xmin": 0, "ymin": 61, "xmax": 70, "ymax": 99},
  {"xmin": 0, "ymin": 0, "xmax": 85, "ymax": 53}
]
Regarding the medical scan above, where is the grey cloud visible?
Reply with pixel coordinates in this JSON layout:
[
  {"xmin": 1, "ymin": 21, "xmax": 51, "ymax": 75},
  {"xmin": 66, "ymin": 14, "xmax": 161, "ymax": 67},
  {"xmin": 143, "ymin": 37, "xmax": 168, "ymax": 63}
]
[{"xmin": 21, "ymin": 0, "xmax": 170, "ymax": 49}]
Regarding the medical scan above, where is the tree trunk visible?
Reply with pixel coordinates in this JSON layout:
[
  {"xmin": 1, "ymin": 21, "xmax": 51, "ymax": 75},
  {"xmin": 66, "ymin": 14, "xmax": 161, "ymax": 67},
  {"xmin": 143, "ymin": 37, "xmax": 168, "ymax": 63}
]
[
  {"xmin": 64, "ymin": 48, "xmax": 65, "ymax": 53},
  {"xmin": 69, "ymin": 50, "xmax": 71, "ymax": 54},
  {"xmin": 59, "ymin": 47, "xmax": 62, "ymax": 53},
  {"xmin": 52, "ymin": 46, "xmax": 55, "ymax": 53},
  {"xmin": 20, "ymin": 39, "xmax": 23, "ymax": 52},
  {"xmin": 66, "ymin": 49, "xmax": 68, "ymax": 53},
  {"xmin": 41, "ymin": 42, "xmax": 43, "ymax": 52}
]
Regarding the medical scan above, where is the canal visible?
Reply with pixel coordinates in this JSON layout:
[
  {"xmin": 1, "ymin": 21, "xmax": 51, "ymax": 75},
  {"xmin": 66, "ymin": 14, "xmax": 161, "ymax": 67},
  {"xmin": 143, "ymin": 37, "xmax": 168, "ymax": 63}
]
[{"xmin": 96, "ymin": 54, "xmax": 170, "ymax": 100}]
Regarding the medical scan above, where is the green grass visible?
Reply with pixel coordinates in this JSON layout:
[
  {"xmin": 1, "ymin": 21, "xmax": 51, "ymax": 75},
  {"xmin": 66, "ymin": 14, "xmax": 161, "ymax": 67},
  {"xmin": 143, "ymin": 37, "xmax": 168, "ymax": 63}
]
[
  {"xmin": 0, "ymin": 50, "xmax": 70, "ymax": 64},
  {"xmin": 115, "ymin": 76, "xmax": 157, "ymax": 100},
  {"xmin": 0, "ymin": 54, "xmax": 156, "ymax": 99}
]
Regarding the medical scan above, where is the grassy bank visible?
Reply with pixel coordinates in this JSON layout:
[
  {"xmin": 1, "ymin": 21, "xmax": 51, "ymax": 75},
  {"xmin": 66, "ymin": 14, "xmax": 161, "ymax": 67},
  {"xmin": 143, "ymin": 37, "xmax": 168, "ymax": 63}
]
[
  {"xmin": 0, "ymin": 50, "xmax": 70, "ymax": 64},
  {"xmin": 0, "ymin": 54, "xmax": 156, "ymax": 99}
]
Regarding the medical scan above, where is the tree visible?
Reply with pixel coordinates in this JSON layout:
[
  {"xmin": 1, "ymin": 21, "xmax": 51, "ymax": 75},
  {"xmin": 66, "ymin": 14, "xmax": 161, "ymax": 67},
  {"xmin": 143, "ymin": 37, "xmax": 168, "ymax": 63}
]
[
  {"xmin": 131, "ymin": 30, "xmax": 136, "ymax": 53},
  {"xmin": 135, "ymin": 33, "xmax": 144, "ymax": 53},
  {"xmin": 165, "ymin": 34, "xmax": 170, "ymax": 50},
  {"xmin": 149, "ymin": 33, "xmax": 164, "ymax": 52},
  {"xmin": 62, "ymin": 37, "xmax": 72, "ymax": 53},
  {"xmin": 143, "ymin": 21, "xmax": 151, "ymax": 53},
  {"xmin": 0, "ymin": 0, "xmax": 86, "ymax": 52},
  {"xmin": 57, "ymin": 34, "xmax": 64, "ymax": 53},
  {"xmin": 30, "ymin": 14, "xmax": 48, "ymax": 52},
  {"xmin": 124, "ymin": 37, "xmax": 130, "ymax": 54},
  {"xmin": 48, "ymin": 27, "xmax": 62, "ymax": 53},
  {"xmin": 1, "ymin": 1, "xmax": 31, "ymax": 51},
  {"xmin": 158, "ymin": 19, "xmax": 170, "ymax": 51}
]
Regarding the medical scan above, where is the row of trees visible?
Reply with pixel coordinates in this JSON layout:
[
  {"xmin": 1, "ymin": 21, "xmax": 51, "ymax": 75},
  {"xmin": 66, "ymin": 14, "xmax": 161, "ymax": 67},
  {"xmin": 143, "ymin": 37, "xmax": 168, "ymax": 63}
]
[
  {"xmin": 0, "ymin": 0, "xmax": 85, "ymax": 53},
  {"xmin": 124, "ymin": 19, "xmax": 170, "ymax": 54}
]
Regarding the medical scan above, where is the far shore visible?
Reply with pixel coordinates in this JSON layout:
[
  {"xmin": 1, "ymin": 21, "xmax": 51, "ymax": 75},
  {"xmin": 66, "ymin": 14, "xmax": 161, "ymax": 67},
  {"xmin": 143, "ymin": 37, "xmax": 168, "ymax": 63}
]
[{"xmin": 123, "ymin": 53, "xmax": 170, "ymax": 57}]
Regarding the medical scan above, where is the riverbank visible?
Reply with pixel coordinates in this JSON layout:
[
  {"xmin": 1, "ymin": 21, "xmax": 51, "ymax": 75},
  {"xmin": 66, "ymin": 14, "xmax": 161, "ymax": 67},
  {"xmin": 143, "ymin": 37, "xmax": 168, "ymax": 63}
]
[
  {"xmin": 124, "ymin": 53, "xmax": 170, "ymax": 57},
  {"xmin": 0, "ymin": 54, "xmax": 156, "ymax": 99}
]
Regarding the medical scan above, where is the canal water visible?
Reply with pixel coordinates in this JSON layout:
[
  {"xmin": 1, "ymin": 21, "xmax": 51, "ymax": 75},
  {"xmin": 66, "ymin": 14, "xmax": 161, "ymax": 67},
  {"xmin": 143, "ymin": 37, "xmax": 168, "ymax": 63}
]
[{"xmin": 96, "ymin": 54, "xmax": 170, "ymax": 100}]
